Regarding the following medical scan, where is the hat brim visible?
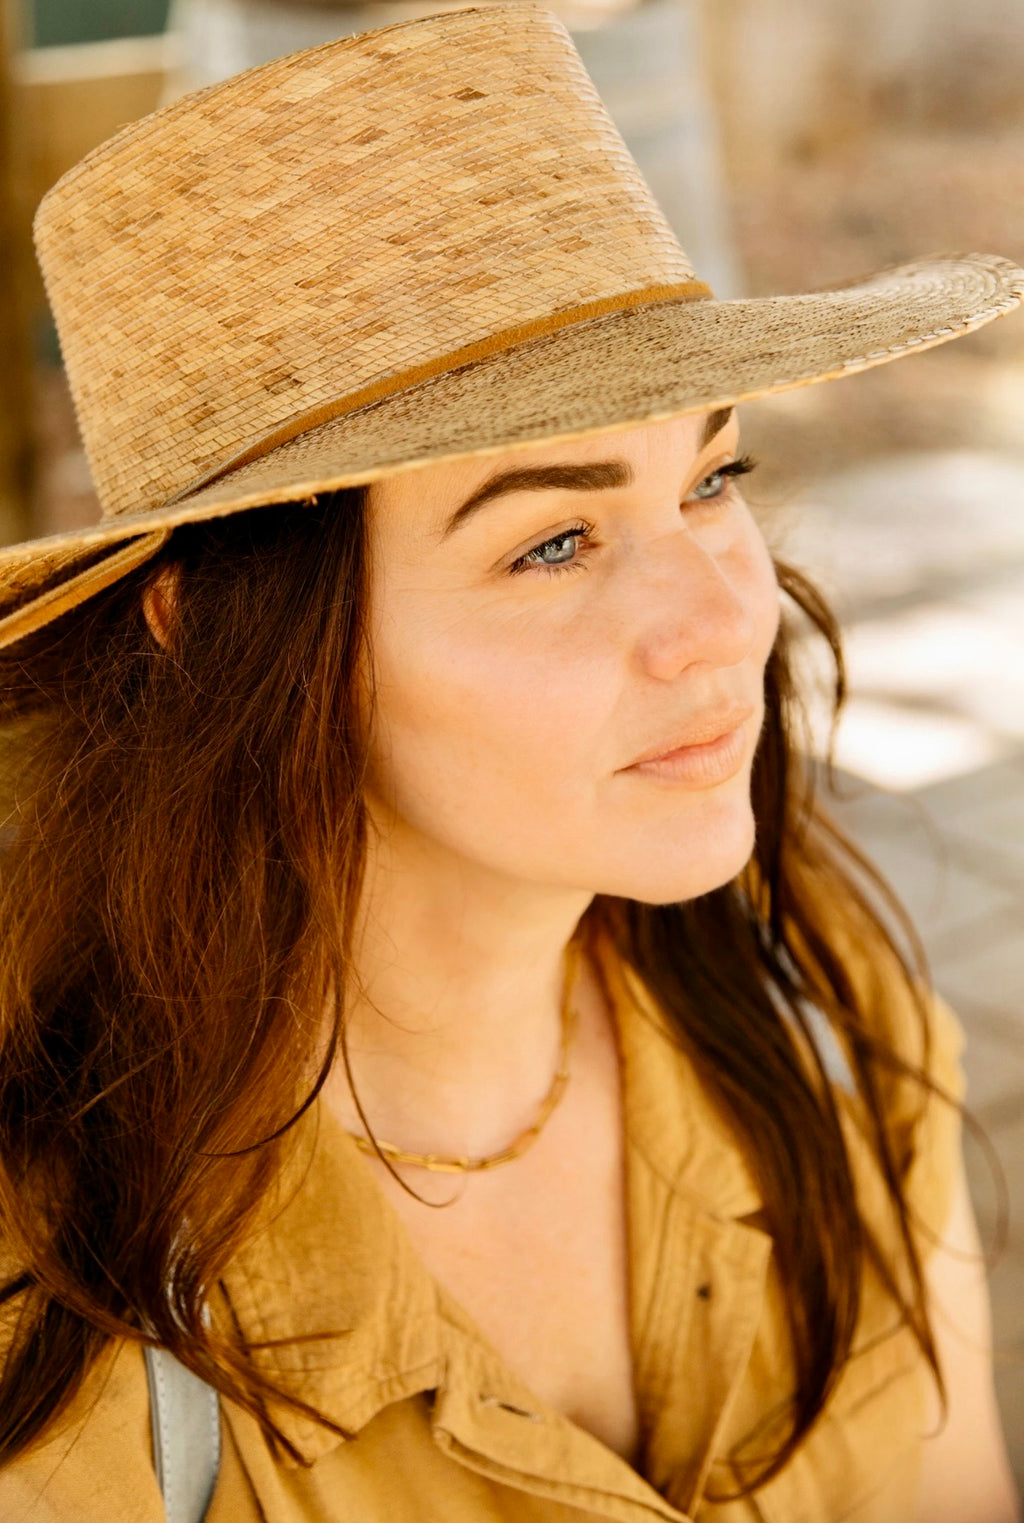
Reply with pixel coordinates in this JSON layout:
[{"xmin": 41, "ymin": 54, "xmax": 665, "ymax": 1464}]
[{"xmin": 2, "ymin": 251, "xmax": 1022, "ymax": 649}]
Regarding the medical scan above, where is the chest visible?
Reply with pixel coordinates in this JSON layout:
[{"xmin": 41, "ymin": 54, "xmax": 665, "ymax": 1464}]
[{"xmin": 365, "ymin": 1016, "xmax": 642, "ymax": 1466}]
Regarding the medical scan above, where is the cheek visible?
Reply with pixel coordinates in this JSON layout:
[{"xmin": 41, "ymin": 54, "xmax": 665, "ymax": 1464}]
[{"xmin": 363, "ymin": 598, "xmax": 605, "ymax": 837}]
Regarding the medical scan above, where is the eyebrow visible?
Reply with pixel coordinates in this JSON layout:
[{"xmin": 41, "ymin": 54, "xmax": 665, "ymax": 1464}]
[{"xmin": 439, "ymin": 406, "xmax": 735, "ymax": 540}]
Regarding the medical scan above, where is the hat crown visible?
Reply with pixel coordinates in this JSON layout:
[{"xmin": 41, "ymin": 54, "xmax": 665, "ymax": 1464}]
[{"xmin": 33, "ymin": 2, "xmax": 701, "ymax": 519}]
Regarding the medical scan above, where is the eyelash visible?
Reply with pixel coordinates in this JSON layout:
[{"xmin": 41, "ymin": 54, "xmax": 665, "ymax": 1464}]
[{"xmin": 506, "ymin": 453, "xmax": 760, "ymax": 577}]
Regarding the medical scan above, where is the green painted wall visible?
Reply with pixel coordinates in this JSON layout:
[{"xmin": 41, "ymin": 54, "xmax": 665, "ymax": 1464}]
[{"xmin": 24, "ymin": 0, "xmax": 172, "ymax": 48}]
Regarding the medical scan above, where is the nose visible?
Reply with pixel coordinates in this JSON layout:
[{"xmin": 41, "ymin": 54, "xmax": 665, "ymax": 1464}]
[{"xmin": 628, "ymin": 527, "xmax": 758, "ymax": 681}]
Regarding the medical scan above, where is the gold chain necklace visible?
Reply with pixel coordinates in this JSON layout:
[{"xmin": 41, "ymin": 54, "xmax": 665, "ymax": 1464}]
[{"xmin": 348, "ymin": 930, "xmax": 584, "ymax": 1173}]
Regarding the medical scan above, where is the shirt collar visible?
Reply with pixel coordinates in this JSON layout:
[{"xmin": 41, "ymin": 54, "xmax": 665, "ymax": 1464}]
[{"xmin": 215, "ymin": 1102, "xmax": 446, "ymax": 1462}]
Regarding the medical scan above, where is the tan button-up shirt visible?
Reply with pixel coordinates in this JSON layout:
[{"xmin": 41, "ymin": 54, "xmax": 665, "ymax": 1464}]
[{"xmin": 1, "ymin": 936, "xmax": 966, "ymax": 1522}]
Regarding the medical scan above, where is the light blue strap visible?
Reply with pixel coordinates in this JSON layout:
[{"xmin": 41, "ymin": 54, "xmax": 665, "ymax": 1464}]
[
  {"xmin": 144, "ymin": 1345, "xmax": 221, "ymax": 1523},
  {"xmin": 800, "ymin": 998, "xmax": 857, "ymax": 1094},
  {"xmin": 767, "ymin": 962, "xmax": 857, "ymax": 1096}
]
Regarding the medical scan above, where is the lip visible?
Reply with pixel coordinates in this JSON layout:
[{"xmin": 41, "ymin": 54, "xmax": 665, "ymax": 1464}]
[
  {"xmin": 623, "ymin": 715, "xmax": 753, "ymax": 789},
  {"xmin": 623, "ymin": 705, "xmax": 756, "ymax": 769}
]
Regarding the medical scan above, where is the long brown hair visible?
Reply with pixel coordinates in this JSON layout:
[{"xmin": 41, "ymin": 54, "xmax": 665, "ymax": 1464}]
[{"xmin": 0, "ymin": 483, "xmax": 989, "ymax": 1494}]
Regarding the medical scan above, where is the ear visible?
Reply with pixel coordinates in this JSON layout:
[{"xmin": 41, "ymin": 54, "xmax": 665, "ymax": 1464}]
[{"xmin": 142, "ymin": 564, "xmax": 180, "ymax": 650}]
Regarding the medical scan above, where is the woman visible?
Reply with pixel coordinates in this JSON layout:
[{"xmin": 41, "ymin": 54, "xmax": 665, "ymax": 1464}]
[{"xmin": 0, "ymin": 4, "xmax": 1021, "ymax": 1519}]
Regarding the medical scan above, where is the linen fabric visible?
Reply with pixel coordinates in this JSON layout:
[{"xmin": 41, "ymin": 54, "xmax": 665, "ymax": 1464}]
[{"xmin": 0, "ymin": 929, "xmax": 967, "ymax": 1523}]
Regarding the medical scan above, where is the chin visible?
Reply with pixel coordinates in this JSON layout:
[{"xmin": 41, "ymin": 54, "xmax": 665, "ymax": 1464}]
[{"xmin": 597, "ymin": 806, "xmax": 757, "ymax": 906}]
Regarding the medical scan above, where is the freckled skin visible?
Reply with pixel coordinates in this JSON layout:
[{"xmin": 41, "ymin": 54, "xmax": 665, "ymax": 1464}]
[
  {"xmin": 144, "ymin": 409, "xmax": 781, "ymax": 1124},
  {"xmin": 359, "ymin": 409, "xmax": 780, "ymax": 910}
]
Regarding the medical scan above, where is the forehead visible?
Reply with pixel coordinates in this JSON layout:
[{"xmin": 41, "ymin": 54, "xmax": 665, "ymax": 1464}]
[{"xmin": 367, "ymin": 408, "xmax": 737, "ymax": 522}]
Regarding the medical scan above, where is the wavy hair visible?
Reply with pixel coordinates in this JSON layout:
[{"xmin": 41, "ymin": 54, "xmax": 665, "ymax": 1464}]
[{"xmin": 0, "ymin": 483, "xmax": 992, "ymax": 1494}]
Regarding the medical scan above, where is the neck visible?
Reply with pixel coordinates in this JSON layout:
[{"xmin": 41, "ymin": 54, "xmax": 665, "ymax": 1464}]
[{"xmin": 322, "ymin": 816, "xmax": 600, "ymax": 1164}]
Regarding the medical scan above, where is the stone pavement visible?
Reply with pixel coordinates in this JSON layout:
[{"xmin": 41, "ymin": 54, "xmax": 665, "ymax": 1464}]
[{"xmin": 770, "ymin": 438, "xmax": 1024, "ymax": 1486}]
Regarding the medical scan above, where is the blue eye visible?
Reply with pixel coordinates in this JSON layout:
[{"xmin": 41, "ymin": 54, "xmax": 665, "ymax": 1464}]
[
  {"xmin": 506, "ymin": 453, "xmax": 759, "ymax": 578},
  {"xmin": 689, "ymin": 453, "xmax": 759, "ymax": 502},
  {"xmin": 507, "ymin": 520, "xmax": 596, "ymax": 578}
]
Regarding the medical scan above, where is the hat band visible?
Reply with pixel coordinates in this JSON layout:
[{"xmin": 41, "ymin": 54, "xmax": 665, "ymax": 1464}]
[{"xmin": 158, "ymin": 278, "xmax": 713, "ymax": 512}]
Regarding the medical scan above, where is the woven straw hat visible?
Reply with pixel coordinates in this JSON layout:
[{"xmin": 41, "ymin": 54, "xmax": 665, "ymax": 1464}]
[{"xmin": 5, "ymin": 0, "xmax": 1024, "ymax": 650}]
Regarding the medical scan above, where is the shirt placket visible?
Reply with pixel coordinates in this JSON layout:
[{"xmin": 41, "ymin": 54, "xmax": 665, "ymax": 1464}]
[
  {"xmin": 636, "ymin": 1193, "xmax": 773, "ymax": 1518},
  {"xmin": 430, "ymin": 1332, "xmax": 700, "ymax": 1522}
]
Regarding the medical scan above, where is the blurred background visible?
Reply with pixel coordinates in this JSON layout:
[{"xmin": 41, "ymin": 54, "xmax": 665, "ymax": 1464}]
[{"xmin": 2, "ymin": 0, "xmax": 1022, "ymax": 1486}]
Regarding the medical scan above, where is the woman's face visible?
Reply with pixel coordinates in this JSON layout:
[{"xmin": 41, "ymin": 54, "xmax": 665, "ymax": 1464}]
[{"xmin": 359, "ymin": 408, "xmax": 780, "ymax": 905}]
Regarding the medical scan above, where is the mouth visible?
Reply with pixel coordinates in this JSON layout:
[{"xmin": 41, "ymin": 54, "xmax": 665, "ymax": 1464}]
[
  {"xmin": 623, "ymin": 705, "xmax": 755, "ymax": 768},
  {"xmin": 621, "ymin": 707, "xmax": 755, "ymax": 788}
]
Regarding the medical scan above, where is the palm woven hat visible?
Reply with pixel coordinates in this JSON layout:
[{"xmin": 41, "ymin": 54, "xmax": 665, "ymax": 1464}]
[{"xmin": 5, "ymin": 0, "xmax": 1024, "ymax": 650}]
